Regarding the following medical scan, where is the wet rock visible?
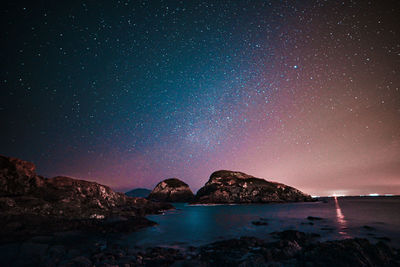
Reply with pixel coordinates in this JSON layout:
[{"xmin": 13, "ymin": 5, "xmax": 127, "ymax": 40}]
[
  {"xmin": 21, "ymin": 230, "xmax": 396, "ymax": 267},
  {"xmin": 277, "ymin": 240, "xmax": 302, "ymax": 258},
  {"xmin": 193, "ymin": 170, "xmax": 312, "ymax": 204},
  {"xmin": 196, "ymin": 231, "xmax": 399, "ymax": 266},
  {"xmin": 171, "ymin": 259, "xmax": 207, "ymax": 267},
  {"xmin": 307, "ymin": 216, "xmax": 323, "ymax": 221},
  {"xmin": 271, "ymin": 230, "xmax": 307, "ymax": 242},
  {"xmin": 148, "ymin": 178, "xmax": 195, "ymax": 202},
  {"xmin": 363, "ymin": 225, "xmax": 376, "ymax": 231},
  {"xmin": 60, "ymin": 256, "xmax": 92, "ymax": 267},
  {"xmin": 271, "ymin": 230, "xmax": 320, "ymax": 246},
  {"xmin": 251, "ymin": 220, "xmax": 268, "ymax": 226},
  {"xmin": 374, "ymin": 236, "xmax": 391, "ymax": 242},
  {"xmin": 300, "ymin": 238, "xmax": 399, "ymax": 266},
  {"xmin": 198, "ymin": 236, "xmax": 266, "ymax": 265}
]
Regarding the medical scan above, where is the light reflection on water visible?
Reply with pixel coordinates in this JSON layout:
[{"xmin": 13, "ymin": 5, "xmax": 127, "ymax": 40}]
[
  {"xmin": 334, "ymin": 196, "xmax": 350, "ymax": 238},
  {"xmin": 124, "ymin": 197, "xmax": 400, "ymax": 248}
]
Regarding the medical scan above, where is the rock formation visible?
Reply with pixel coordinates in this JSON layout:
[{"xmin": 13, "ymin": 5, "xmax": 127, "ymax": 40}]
[
  {"xmin": 125, "ymin": 188, "xmax": 151, "ymax": 198},
  {"xmin": 0, "ymin": 156, "xmax": 45, "ymax": 196},
  {"xmin": 194, "ymin": 170, "xmax": 312, "ymax": 204},
  {"xmin": 4, "ymin": 230, "xmax": 398, "ymax": 266},
  {"xmin": 0, "ymin": 155, "xmax": 173, "ymax": 241},
  {"xmin": 148, "ymin": 178, "xmax": 194, "ymax": 202}
]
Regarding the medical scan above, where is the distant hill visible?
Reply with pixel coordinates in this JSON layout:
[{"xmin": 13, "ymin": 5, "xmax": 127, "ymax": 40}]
[{"xmin": 125, "ymin": 188, "xmax": 151, "ymax": 198}]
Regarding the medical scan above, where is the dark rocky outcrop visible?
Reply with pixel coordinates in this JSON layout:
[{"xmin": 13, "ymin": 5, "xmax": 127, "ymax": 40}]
[
  {"xmin": 251, "ymin": 220, "xmax": 268, "ymax": 226},
  {"xmin": 195, "ymin": 231, "xmax": 399, "ymax": 266},
  {"xmin": 194, "ymin": 170, "xmax": 312, "ymax": 204},
  {"xmin": 125, "ymin": 188, "xmax": 151, "ymax": 198},
  {"xmin": 3, "ymin": 230, "xmax": 398, "ymax": 266},
  {"xmin": 307, "ymin": 216, "xmax": 323, "ymax": 221},
  {"xmin": 0, "ymin": 156, "xmax": 44, "ymax": 196},
  {"xmin": 148, "ymin": 178, "xmax": 194, "ymax": 202},
  {"xmin": 0, "ymin": 155, "xmax": 173, "ymax": 241}
]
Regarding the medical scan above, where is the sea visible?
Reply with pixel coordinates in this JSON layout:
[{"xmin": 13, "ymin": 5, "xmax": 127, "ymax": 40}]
[{"xmin": 123, "ymin": 196, "xmax": 400, "ymax": 248}]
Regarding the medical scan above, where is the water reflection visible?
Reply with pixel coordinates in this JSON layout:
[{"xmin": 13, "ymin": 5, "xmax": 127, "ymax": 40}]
[{"xmin": 334, "ymin": 196, "xmax": 350, "ymax": 238}]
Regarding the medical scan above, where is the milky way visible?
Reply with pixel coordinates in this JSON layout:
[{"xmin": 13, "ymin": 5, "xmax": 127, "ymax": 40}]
[{"xmin": 1, "ymin": 1, "xmax": 399, "ymax": 196}]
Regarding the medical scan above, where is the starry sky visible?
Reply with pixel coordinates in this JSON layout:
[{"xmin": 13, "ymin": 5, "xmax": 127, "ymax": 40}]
[{"xmin": 1, "ymin": 1, "xmax": 400, "ymax": 196}]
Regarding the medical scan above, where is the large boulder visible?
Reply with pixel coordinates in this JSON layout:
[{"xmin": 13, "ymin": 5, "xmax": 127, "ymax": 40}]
[
  {"xmin": 148, "ymin": 178, "xmax": 194, "ymax": 202},
  {"xmin": 194, "ymin": 170, "xmax": 312, "ymax": 204}
]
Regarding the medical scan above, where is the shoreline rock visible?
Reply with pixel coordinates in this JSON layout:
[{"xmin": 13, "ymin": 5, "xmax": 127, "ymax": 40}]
[
  {"xmin": 0, "ymin": 155, "xmax": 173, "ymax": 242},
  {"xmin": 2, "ymin": 230, "xmax": 398, "ymax": 266}
]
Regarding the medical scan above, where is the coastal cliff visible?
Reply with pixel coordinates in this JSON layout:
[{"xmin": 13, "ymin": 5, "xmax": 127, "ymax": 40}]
[{"xmin": 0, "ymin": 155, "xmax": 173, "ymax": 240}]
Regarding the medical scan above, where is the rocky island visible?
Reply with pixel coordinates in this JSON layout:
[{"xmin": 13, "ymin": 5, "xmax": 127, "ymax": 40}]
[
  {"xmin": 0, "ymin": 155, "xmax": 173, "ymax": 242},
  {"xmin": 148, "ymin": 178, "xmax": 194, "ymax": 202},
  {"xmin": 194, "ymin": 170, "xmax": 312, "ymax": 204}
]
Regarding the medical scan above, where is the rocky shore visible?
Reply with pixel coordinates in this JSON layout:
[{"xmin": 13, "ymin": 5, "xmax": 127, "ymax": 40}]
[
  {"xmin": 2, "ymin": 155, "xmax": 399, "ymax": 266},
  {"xmin": 0, "ymin": 155, "xmax": 173, "ymax": 243},
  {"xmin": 1, "ymin": 230, "xmax": 398, "ymax": 266}
]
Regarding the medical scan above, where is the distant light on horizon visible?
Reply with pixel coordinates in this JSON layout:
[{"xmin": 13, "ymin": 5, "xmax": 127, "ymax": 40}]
[
  {"xmin": 329, "ymin": 191, "xmax": 348, "ymax": 197},
  {"xmin": 329, "ymin": 193, "xmax": 346, "ymax": 198},
  {"xmin": 368, "ymin": 193, "xmax": 380, "ymax": 197}
]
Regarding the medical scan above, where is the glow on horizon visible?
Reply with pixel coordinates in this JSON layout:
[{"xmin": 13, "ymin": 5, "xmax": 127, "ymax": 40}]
[{"xmin": 328, "ymin": 192, "xmax": 347, "ymax": 197}]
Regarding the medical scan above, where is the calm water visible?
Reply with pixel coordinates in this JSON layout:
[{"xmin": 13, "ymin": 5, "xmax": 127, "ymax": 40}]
[{"xmin": 123, "ymin": 197, "xmax": 400, "ymax": 248}]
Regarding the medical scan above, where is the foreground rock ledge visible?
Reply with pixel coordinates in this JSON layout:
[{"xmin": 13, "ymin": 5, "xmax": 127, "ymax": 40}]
[
  {"xmin": 193, "ymin": 170, "xmax": 312, "ymax": 204},
  {"xmin": 1, "ymin": 230, "xmax": 398, "ymax": 266},
  {"xmin": 0, "ymin": 155, "xmax": 173, "ymax": 241},
  {"xmin": 148, "ymin": 178, "xmax": 195, "ymax": 202}
]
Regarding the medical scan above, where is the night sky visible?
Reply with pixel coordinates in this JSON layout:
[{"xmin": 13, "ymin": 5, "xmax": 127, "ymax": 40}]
[{"xmin": 1, "ymin": 1, "xmax": 399, "ymax": 196}]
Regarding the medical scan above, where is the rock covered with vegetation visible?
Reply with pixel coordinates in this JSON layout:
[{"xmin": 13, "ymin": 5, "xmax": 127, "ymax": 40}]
[
  {"xmin": 194, "ymin": 170, "xmax": 312, "ymax": 204},
  {"xmin": 148, "ymin": 178, "xmax": 194, "ymax": 202}
]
